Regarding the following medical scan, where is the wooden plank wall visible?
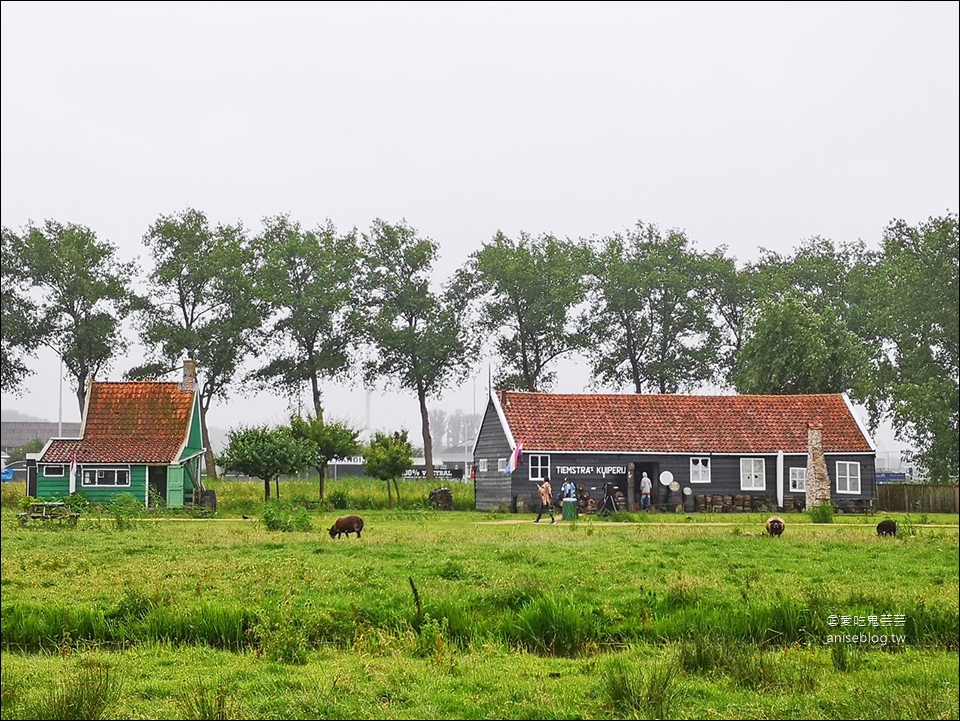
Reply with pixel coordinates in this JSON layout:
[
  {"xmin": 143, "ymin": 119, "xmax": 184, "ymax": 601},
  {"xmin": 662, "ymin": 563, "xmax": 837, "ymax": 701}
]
[{"xmin": 877, "ymin": 483, "xmax": 959, "ymax": 513}]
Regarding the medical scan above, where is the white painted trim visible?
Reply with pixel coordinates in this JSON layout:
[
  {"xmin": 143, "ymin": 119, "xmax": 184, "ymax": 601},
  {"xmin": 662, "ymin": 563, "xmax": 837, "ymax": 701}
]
[
  {"xmin": 776, "ymin": 450, "xmax": 784, "ymax": 508},
  {"xmin": 490, "ymin": 389, "xmax": 517, "ymax": 449}
]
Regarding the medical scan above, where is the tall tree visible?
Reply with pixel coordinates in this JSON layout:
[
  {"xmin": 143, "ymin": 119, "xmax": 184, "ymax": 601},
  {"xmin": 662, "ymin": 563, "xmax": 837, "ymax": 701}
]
[
  {"xmin": 731, "ymin": 289, "xmax": 869, "ymax": 395},
  {"xmin": 219, "ymin": 424, "xmax": 315, "ymax": 502},
  {"xmin": 752, "ymin": 236, "xmax": 873, "ymax": 316},
  {"xmin": 4, "ymin": 220, "xmax": 138, "ymax": 413},
  {"xmin": 364, "ymin": 430, "xmax": 414, "ymax": 509},
  {"xmin": 582, "ymin": 223, "xmax": 719, "ymax": 393},
  {"xmin": 360, "ymin": 219, "xmax": 477, "ymax": 480},
  {"xmin": 126, "ymin": 208, "xmax": 262, "ymax": 478},
  {"xmin": 249, "ymin": 215, "xmax": 361, "ymax": 423},
  {"xmin": 699, "ymin": 247, "xmax": 761, "ymax": 390},
  {"xmin": 0, "ymin": 228, "xmax": 41, "ymax": 393},
  {"xmin": 466, "ymin": 231, "xmax": 589, "ymax": 391},
  {"xmin": 863, "ymin": 213, "xmax": 958, "ymax": 481},
  {"xmin": 289, "ymin": 415, "xmax": 361, "ymax": 503},
  {"xmin": 428, "ymin": 407, "xmax": 449, "ymax": 450}
]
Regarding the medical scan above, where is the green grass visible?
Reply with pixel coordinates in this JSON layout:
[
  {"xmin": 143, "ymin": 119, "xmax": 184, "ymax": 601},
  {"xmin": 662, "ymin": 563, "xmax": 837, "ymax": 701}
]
[{"xmin": 1, "ymin": 480, "xmax": 957, "ymax": 719}]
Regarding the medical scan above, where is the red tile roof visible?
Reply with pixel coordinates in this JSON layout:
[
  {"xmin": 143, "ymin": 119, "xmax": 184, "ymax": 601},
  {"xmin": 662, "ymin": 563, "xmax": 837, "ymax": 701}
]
[
  {"xmin": 41, "ymin": 382, "xmax": 195, "ymax": 464},
  {"xmin": 497, "ymin": 391, "xmax": 873, "ymax": 454}
]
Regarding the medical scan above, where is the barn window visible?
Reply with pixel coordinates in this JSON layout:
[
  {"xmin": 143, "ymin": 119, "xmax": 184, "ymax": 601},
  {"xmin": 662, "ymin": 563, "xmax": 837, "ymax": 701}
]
[
  {"xmin": 690, "ymin": 457, "xmax": 710, "ymax": 483},
  {"xmin": 740, "ymin": 458, "xmax": 765, "ymax": 490},
  {"xmin": 528, "ymin": 455, "xmax": 550, "ymax": 481},
  {"xmin": 43, "ymin": 465, "xmax": 65, "ymax": 477},
  {"xmin": 498, "ymin": 458, "xmax": 507, "ymax": 472},
  {"xmin": 478, "ymin": 459, "xmax": 488, "ymax": 473},
  {"xmin": 836, "ymin": 462, "xmax": 860, "ymax": 494},
  {"xmin": 81, "ymin": 468, "xmax": 131, "ymax": 487},
  {"xmin": 789, "ymin": 467, "xmax": 806, "ymax": 492}
]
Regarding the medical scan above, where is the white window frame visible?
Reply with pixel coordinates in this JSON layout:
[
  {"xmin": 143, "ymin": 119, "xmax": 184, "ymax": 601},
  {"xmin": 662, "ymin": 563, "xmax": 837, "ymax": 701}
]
[
  {"xmin": 528, "ymin": 454, "xmax": 550, "ymax": 481},
  {"xmin": 81, "ymin": 467, "xmax": 131, "ymax": 488},
  {"xmin": 690, "ymin": 456, "xmax": 711, "ymax": 483},
  {"xmin": 43, "ymin": 465, "xmax": 65, "ymax": 477},
  {"xmin": 740, "ymin": 458, "xmax": 765, "ymax": 490},
  {"xmin": 497, "ymin": 458, "xmax": 507, "ymax": 472},
  {"xmin": 836, "ymin": 461, "xmax": 860, "ymax": 494},
  {"xmin": 789, "ymin": 467, "xmax": 806, "ymax": 492},
  {"xmin": 478, "ymin": 459, "xmax": 488, "ymax": 473}
]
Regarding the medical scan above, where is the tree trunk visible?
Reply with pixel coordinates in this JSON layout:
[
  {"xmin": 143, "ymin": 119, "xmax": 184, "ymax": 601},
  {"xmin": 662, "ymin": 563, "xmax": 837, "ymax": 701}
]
[
  {"xmin": 307, "ymin": 346, "xmax": 324, "ymax": 423},
  {"xmin": 393, "ymin": 478, "xmax": 402, "ymax": 509},
  {"xmin": 387, "ymin": 479, "xmax": 393, "ymax": 509},
  {"xmin": 418, "ymin": 385, "xmax": 434, "ymax": 481},
  {"xmin": 275, "ymin": 477, "xmax": 281, "ymax": 500},
  {"xmin": 263, "ymin": 478, "xmax": 271, "ymax": 502},
  {"xmin": 318, "ymin": 462, "xmax": 327, "ymax": 504},
  {"xmin": 74, "ymin": 367, "xmax": 89, "ymax": 417},
  {"xmin": 199, "ymin": 401, "xmax": 218, "ymax": 479}
]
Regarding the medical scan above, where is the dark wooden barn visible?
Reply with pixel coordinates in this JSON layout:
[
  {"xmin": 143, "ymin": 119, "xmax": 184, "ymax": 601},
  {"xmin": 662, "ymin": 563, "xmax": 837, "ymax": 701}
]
[{"xmin": 473, "ymin": 390, "xmax": 877, "ymax": 514}]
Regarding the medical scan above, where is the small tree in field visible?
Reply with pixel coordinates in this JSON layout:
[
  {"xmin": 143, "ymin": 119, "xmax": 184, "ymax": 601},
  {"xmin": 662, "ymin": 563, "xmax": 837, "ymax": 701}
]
[
  {"xmin": 364, "ymin": 430, "xmax": 414, "ymax": 509},
  {"xmin": 219, "ymin": 425, "xmax": 315, "ymax": 502},
  {"xmin": 289, "ymin": 415, "xmax": 362, "ymax": 504}
]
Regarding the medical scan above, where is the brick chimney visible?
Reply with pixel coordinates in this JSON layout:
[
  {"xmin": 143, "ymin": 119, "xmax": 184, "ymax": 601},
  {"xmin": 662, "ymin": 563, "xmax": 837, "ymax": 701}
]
[
  {"xmin": 805, "ymin": 422, "xmax": 831, "ymax": 508},
  {"xmin": 180, "ymin": 358, "xmax": 197, "ymax": 392}
]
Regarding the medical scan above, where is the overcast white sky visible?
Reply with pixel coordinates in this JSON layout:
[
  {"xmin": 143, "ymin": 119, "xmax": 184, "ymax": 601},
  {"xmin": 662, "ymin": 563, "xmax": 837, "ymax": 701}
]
[{"xmin": 2, "ymin": 1, "xmax": 958, "ymax": 457}]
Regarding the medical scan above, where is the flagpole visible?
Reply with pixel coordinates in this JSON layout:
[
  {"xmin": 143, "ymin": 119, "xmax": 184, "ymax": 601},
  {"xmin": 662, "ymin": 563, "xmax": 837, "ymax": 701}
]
[{"xmin": 58, "ymin": 354, "xmax": 63, "ymax": 437}]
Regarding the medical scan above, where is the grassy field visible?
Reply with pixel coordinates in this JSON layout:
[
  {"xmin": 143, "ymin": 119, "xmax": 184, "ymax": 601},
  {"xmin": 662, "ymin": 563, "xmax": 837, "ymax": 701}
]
[{"xmin": 1, "ymin": 478, "xmax": 958, "ymax": 719}]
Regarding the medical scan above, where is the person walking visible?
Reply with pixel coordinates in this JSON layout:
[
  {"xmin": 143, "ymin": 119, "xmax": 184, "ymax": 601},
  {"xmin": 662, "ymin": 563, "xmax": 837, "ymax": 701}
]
[
  {"xmin": 640, "ymin": 471, "xmax": 652, "ymax": 511},
  {"xmin": 535, "ymin": 476, "xmax": 556, "ymax": 523}
]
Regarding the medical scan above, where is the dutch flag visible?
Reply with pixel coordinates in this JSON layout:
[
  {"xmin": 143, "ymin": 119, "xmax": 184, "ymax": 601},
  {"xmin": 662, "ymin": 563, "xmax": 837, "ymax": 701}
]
[{"xmin": 505, "ymin": 440, "xmax": 523, "ymax": 474}]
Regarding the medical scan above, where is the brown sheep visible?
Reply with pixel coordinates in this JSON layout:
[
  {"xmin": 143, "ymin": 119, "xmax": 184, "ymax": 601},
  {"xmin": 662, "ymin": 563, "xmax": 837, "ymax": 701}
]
[
  {"xmin": 765, "ymin": 515, "xmax": 785, "ymax": 537},
  {"xmin": 329, "ymin": 515, "xmax": 364, "ymax": 539},
  {"xmin": 876, "ymin": 519, "xmax": 898, "ymax": 537}
]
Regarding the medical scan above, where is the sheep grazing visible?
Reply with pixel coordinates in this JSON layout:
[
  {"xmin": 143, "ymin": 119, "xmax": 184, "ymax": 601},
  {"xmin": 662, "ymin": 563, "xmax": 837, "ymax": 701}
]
[
  {"xmin": 329, "ymin": 514, "xmax": 364, "ymax": 539},
  {"xmin": 765, "ymin": 516, "xmax": 785, "ymax": 537},
  {"xmin": 876, "ymin": 519, "xmax": 898, "ymax": 537}
]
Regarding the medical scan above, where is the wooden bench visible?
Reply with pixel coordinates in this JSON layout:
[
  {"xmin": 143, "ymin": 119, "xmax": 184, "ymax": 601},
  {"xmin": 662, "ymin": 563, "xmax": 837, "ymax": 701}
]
[{"xmin": 17, "ymin": 502, "xmax": 79, "ymax": 527}]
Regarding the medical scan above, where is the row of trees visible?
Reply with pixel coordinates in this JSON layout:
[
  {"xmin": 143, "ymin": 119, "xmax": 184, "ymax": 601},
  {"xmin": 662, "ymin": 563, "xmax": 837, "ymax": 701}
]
[
  {"xmin": 2, "ymin": 210, "xmax": 957, "ymax": 481},
  {"xmin": 218, "ymin": 416, "xmax": 413, "ymax": 504}
]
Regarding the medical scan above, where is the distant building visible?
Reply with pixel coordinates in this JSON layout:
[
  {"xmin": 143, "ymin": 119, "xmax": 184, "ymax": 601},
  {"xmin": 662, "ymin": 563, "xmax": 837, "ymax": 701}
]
[
  {"xmin": 1, "ymin": 421, "xmax": 82, "ymax": 455},
  {"xmin": 473, "ymin": 389, "xmax": 877, "ymax": 514},
  {"xmin": 33, "ymin": 360, "xmax": 205, "ymax": 508}
]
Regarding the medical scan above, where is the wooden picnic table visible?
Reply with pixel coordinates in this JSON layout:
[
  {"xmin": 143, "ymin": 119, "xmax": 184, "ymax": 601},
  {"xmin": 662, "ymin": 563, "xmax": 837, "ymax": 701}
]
[{"xmin": 17, "ymin": 501, "xmax": 79, "ymax": 527}]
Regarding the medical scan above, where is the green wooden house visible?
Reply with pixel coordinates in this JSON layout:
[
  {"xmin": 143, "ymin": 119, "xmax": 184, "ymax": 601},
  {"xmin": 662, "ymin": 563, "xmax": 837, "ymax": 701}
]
[{"xmin": 35, "ymin": 363, "xmax": 205, "ymax": 508}]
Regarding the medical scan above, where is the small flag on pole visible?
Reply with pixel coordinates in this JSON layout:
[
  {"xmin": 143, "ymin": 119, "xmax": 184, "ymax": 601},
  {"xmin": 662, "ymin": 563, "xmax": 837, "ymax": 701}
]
[{"xmin": 505, "ymin": 440, "xmax": 523, "ymax": 474}]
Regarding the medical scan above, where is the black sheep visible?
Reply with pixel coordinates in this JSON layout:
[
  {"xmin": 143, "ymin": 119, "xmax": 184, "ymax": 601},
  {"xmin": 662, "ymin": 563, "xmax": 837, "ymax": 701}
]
[{"xmin": 876, "ymin": 519, "xmax": 898, "ymax": 537}]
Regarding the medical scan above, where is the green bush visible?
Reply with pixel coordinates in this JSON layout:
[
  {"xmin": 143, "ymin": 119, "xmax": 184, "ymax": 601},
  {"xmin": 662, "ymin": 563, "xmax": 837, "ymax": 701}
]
[
  {"xmin": 260, "ymin": 503, "xmax": 313, "ymax": 533},
  {"xmin": 806, "ymin": 501, "xmax": 835, "ymax": 524},
  {"xmin": 107, "ymin": 494, "xmax": 146, "ymax": 531}
]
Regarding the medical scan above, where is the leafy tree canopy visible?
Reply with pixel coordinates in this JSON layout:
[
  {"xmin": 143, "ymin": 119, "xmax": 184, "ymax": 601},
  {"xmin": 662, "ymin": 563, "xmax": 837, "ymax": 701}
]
[
  {"xmin": 290, "ymin": 415, "xmax": 362, "ymax": 501},
  {"xmin": 466, "ymin": 231, "xmax": 589, "ymax": 391},
  {"xmin": 219, "ymin": 424, "xmax": 315, "ymax": 501},
  {"xmin": 3, "ymin": 220, "xmax": 139, "ymax": 413},
  {"xmin": 863, "ymin": 213, "xmax": 958, "ymax": 480},
  {"xmin": 249, "ymin": 215, "xmax": 362, "ymax": 422},
  {"xmin": 0, "ymin": 228, "xmax": 41, "ymax": 394},
  {"xmin": 732, "ymin": 290, "xmax": 869, "ymax": 395},
  {"xmin": 582, "ymin": 222, "xmax": 720, "ymax": 393}
]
